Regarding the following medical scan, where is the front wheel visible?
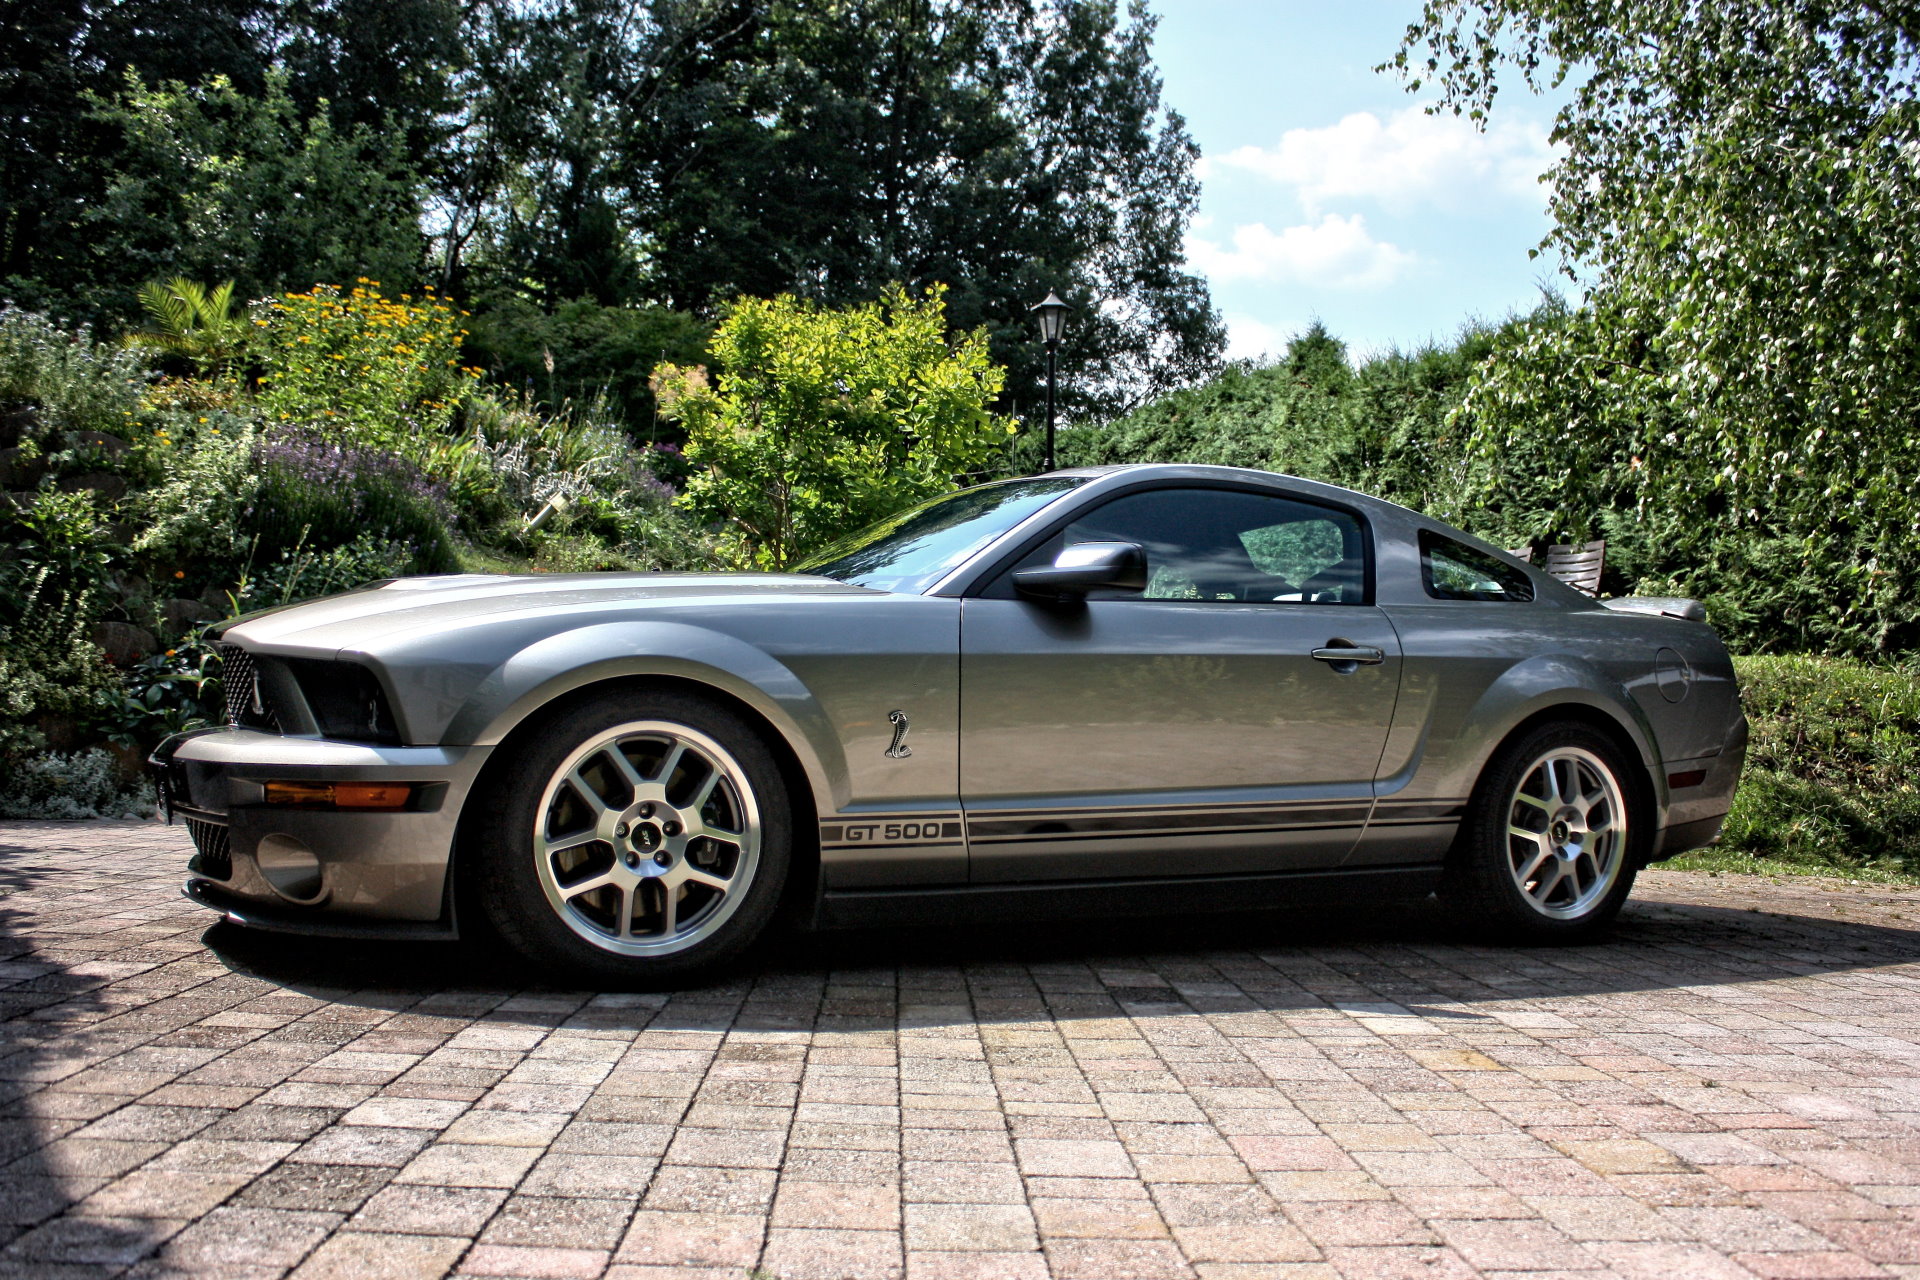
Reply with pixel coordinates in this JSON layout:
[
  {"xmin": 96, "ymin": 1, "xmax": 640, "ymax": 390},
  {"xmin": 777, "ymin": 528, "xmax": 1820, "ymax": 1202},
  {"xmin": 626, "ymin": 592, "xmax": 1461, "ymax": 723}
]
[
  {"xmin": 473, "ymin": 689, "xmax": 791, "ymax": 985},
  {"xmin": 1442, "ymin": 722, "xmax": 1643, "ymax": 943}
]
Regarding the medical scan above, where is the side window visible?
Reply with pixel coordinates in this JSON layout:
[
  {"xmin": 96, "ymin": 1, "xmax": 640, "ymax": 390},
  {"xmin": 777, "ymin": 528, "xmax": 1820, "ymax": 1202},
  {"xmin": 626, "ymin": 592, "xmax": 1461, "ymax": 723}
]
[
  {"xmin": 1003, "ymin": 486, "xmax": 1370, "ymax": 604},
  {"xmin": 1421, "ymin": 532, "xmax": 1535, "ymax": 602}
]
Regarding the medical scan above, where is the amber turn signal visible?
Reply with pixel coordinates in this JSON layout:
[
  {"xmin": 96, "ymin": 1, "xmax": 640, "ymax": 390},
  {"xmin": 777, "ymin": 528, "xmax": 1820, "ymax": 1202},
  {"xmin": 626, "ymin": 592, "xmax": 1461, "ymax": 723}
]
[{"xmin": 263, "ymin": 781, "xmax": 413, "ymax": 810}]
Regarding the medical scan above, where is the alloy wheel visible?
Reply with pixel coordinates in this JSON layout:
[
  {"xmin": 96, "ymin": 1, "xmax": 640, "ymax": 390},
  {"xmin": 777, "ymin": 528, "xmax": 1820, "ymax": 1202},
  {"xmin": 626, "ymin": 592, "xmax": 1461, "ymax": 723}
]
[
  {"xmin": 532, "ymin": 720, "xmax": 761, "ymax": 956},
  {"xmin": 1503, "ymin": 745, "xmax": 1627, "ymax": 920}
]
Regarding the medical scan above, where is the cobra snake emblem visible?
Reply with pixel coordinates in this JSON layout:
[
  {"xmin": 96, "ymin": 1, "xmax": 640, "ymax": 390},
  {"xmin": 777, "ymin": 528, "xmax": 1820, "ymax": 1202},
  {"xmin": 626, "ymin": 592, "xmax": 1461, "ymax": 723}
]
[{"xmin": 885, "ymin": 710, "xmax": 913, "ymax": 759}]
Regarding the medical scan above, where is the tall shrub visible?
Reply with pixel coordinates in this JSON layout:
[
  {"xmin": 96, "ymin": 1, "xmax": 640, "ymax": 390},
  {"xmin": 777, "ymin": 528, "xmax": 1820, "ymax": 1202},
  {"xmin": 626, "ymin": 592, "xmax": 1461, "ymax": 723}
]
[
  {"xmin": 659, "ymin": 285, "xmax": 1014, "ymax": 569},
  {"xmin": 256, "ymin": 281, "xmax": 481, "ymax": 446}
]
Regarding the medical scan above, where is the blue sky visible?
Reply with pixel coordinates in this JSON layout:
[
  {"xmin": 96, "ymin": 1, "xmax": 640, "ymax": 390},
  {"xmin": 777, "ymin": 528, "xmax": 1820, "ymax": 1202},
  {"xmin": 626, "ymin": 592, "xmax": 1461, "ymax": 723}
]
[{"xmin": 1146, "ymin": 1, "xmax": 1567, "ymax": 363}]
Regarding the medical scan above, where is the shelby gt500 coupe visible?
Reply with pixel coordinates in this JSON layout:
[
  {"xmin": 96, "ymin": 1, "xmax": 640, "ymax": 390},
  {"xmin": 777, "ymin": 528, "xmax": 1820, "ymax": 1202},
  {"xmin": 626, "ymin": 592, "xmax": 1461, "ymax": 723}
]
[{"xmin": 154, "ymin": 464, "xmax": 1746, "ymax": 981}]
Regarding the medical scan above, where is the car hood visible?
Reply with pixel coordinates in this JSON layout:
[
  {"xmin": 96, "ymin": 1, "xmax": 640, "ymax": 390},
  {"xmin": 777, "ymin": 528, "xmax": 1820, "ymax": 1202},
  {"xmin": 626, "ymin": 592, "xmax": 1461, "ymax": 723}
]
[{"xmin": 219, "ymin": 572, "xmax": 879, "ymax": 656}]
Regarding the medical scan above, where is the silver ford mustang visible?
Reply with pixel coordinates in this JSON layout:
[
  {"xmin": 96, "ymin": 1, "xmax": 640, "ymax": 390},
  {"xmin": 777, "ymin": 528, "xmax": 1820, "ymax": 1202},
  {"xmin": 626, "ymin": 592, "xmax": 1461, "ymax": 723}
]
[{"xmin": 153, "ymin": 464, "xmax": 1747, "ymax": 982}]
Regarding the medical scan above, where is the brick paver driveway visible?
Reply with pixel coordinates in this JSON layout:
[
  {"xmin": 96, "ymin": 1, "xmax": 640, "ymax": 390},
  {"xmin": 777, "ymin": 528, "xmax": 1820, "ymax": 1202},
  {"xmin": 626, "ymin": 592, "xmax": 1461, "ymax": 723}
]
[{"xmin": 3, "ymin": 821, "xmax": 1919, "ymax": 1280}]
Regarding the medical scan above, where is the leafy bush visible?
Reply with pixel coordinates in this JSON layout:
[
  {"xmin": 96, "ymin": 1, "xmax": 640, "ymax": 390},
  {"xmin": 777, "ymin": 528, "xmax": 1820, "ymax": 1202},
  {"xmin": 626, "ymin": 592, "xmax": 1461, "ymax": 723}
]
[
  {"xmin": 0, "ymin": 572, "xmax": 118, "ymax": 760},
  {"xmin": 0, "ymin": 749, "xmax": 154, "ymax": 820},
  {"xmin": 1060, "ymin": 321, "xmax": 1487, "ymax": 527},
  {"xmin": 99, "ymin": 641, "xmax": 222, "ymax": 753},
  {"xmin": 663, "ymin": 285, "xmax": 1015, "ymax": 569},
  {"xmin": 131, "ymin": 417, "xmax": 264, "ymax": 582},
  {"xmin": 5, "ymin": 488, "xmax": 119, "ymax": 592},
  {"xmin": 232, "ymin": 533, "xmax": 418, "ymax": 612},
  {"xmin": 134, "ymin": 421, "xmax": 458, "ymax": 592},
  {"xmin": 256, "ymin": 282, "xmax": 481, "ymax": 445},
  {"xmin": 0, "ymin": 306, "xmax": 149, "ymax": 433},
  {"xmin": 1673, "ymin": 655, "xmax": 1920, "ymax": 880},
  {"xmin": 462, "ymin": 297, "xmax": 710, "ymax": 440}
]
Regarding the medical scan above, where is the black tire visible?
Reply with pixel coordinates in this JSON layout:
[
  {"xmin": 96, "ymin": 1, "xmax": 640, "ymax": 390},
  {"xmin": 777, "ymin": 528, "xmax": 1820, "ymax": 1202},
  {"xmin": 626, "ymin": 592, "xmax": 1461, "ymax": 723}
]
[
  {"xmin": 472, "ymin": 688, "xmax": 791, "ymax": 986},
  {"xmin": 1441, "ymin": 721, "xmax": 1645, "ymax": 943}
]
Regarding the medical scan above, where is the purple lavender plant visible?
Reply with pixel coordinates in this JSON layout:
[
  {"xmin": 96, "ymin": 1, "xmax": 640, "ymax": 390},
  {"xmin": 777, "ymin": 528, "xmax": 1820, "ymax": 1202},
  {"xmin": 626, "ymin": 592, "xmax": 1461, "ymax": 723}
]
[{"xmin": 254, "ymin": 426, "xmax": 452, "ymax": 519}]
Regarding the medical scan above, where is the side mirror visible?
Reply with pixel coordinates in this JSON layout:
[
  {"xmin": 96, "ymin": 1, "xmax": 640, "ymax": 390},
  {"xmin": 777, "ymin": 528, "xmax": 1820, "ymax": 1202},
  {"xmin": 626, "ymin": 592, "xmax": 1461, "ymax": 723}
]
[{"xmin": 1013, "ymin": 541, "xmax": 1148, "ymax": 599}]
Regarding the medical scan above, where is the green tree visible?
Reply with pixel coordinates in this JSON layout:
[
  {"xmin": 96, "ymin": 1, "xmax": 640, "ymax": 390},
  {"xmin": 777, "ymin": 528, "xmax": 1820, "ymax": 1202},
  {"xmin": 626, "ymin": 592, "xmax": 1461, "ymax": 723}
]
[
  {"xmin": 1391, "ymin": 1, "xmax": 1920, "ymax": 653},
  {"xmin": 1, "ymin": 0, "xmax": 463, "ymax": 318},
  {"xmin": 1060, "ymin": 318, "xmax": 1498, "ymax": 524},
  {"xmin": 80, "ymin": 70, "xmax": 423, "ymax": 312},
  {"xmin": 662, "ymin": 285, "xmax": 1014, "ymax": 569},
  {"xmin": 444, "ymin": 0, "xmax": 1220, "ymax": 422}
]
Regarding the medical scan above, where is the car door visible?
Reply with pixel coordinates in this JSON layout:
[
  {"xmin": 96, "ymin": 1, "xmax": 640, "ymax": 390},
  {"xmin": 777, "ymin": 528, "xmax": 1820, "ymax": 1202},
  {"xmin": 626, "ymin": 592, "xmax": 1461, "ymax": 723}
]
[{"xmin": 959, "ymin": 483, "xmax": 1403, "ymax": 882}]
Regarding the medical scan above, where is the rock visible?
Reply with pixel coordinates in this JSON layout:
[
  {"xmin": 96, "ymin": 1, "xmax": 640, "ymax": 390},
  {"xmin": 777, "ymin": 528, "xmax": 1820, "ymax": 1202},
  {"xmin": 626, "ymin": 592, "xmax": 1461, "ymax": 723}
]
[
  {"xmin": 62, "ymin": 431, "xmax": 131, "ymax": 457},
  {"xmin": 0, "ymin": 446, "xmax": 41, "ymax": 488},
  {"xmin": 158, "ymin": 596, "xmax": 217, "ymax": 634},
  {"xmin": 0, "ymin": 404, "xmax": 36, "ymax": 448},
  {"xmin": 57, "ymin": 471, "xmax": 128, "ymax": 502},
  {"xmin": 90, "ymin": 621, "xmax": 157, "ymax": 665}
]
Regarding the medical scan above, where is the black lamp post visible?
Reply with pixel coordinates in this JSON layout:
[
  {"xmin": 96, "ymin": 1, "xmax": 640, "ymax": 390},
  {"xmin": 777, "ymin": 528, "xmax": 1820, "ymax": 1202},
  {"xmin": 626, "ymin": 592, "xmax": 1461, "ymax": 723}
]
[{"xmin": 1029, "ymin": 290, "xmax": 1071, "ymax": 473}]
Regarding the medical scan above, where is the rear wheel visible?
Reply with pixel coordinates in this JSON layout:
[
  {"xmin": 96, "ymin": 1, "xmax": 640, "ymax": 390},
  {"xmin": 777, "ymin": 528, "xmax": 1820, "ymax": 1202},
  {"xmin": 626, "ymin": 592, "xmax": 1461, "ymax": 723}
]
[
  {"xmin": 474, "ymin": 689, "xmax": 790, "ymax": 985},
  {"xmin": 1442, "ymin": 722, "xmax": 1642, "ymax": 943}
]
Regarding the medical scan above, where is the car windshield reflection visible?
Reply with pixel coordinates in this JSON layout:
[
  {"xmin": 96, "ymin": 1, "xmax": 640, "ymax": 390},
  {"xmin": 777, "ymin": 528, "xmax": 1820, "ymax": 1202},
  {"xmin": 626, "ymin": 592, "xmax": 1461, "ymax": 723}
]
[{"xmin": 797, "ymin": 477, "xmax": 1088, "ymax": 593}]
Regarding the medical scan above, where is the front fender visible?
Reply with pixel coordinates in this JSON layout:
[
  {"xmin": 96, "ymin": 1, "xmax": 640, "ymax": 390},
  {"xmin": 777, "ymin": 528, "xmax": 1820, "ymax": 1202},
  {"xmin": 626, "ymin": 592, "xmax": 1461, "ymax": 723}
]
[{"xmin": 437, "ymin": 620, "xmax": 847, "ymax": 816}]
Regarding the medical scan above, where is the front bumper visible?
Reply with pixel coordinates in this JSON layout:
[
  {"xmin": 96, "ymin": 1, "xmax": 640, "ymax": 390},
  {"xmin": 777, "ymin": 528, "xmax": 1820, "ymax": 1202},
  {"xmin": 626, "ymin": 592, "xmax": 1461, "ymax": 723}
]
[{"xmin": 153, "ymin": 729, "xmax": 493, "ymax": 934}]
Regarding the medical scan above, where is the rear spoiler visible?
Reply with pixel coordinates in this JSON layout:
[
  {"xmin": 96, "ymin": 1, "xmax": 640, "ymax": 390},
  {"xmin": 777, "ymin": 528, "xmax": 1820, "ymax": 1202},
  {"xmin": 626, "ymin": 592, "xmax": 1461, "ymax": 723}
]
[{"xmin": 1602, "ymin": 596, "xmax": 1707, "ymax": 622}]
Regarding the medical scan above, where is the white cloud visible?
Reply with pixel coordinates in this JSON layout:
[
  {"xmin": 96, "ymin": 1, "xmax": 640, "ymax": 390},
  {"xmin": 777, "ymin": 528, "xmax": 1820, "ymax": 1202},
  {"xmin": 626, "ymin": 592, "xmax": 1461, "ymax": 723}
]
[
  {"xmin": 1184, "ymin": 214, "xmax": 1416, "ymax": 290},
  {"xmin": 1203, "ymin": 105, "xmax": 1554, "ymax": 215},
  {"xmin": 1222, "ymin": 314, "xmax": 1284, "ymax": 363}
]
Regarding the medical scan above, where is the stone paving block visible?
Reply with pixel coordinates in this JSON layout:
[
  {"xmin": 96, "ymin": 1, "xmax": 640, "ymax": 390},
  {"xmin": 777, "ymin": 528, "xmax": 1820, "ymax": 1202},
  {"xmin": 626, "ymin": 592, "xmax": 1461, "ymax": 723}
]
[
  {"xmin": 288, "ymin": 1229, "xmax": 466, "ymax": 1279},
  {"xmin": 351, "ymin": 1184, "xmax": 509, "ymax": 1235},
  {"xmin": 152, "ymin": 1206, "xmax": 339, "ymax": 1270},
  {"xmin": 392, "ymin": 1140, "xmax": 541, "ymax": 1188},
  {"xmin": 761, "ymin": 1226, "xmax": 904, "ymax": 1279},
  {"xmin": 771, "ymin": 1178, "xmax": 900, "ymax": 1229}
]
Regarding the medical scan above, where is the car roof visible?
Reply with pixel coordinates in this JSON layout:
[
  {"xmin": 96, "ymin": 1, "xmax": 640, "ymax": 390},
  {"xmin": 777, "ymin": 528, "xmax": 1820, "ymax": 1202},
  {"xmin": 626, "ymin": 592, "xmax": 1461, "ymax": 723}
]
[{"xmin": 931, "ymin": 462, "xmax": 1580, "ymax": 606}]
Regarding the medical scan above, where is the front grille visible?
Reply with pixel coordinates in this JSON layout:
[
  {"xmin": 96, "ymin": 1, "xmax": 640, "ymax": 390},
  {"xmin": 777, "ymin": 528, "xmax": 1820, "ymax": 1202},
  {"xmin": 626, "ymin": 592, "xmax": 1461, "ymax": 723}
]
[
  {"xmin": 218, "ymin": 644, "xmax": 278, "ymax": 732},
  {"xmin": 186, "ymin": 818, "xmax": 232, "ymax": 880}
]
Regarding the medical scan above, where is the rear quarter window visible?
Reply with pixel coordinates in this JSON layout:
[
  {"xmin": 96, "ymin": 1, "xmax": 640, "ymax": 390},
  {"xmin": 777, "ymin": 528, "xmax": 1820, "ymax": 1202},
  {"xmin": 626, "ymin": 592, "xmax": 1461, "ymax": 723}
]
[{"xmin": 1421, "ymin": 531, "xmax": 1536, "ymax": 602}]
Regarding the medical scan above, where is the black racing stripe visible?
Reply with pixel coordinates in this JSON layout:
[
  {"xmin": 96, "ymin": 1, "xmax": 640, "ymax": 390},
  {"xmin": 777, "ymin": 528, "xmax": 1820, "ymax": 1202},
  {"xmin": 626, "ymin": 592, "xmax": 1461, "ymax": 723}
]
[
  {"xmin": 966, "ymin": 804, "xmax": 1371, "ymax": 840},
  {"xmin": 969, "ymin": 820, "xmax": 1368, "ymax": 847},
  {"xmin": 1367, "ymin": 800, "xmax": 1468, "ymax": 821}
]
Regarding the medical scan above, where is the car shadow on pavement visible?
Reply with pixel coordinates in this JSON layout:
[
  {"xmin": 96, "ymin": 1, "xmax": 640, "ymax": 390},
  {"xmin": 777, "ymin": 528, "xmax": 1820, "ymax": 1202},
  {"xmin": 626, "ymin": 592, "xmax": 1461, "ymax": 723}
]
[
  {"xmin": 198, "ymin": 890, "xmax": 1920, "ymax": 1023},
  {"xmin": 0, "ymin": 855, "xmax": 167, "ymax": 1269}
]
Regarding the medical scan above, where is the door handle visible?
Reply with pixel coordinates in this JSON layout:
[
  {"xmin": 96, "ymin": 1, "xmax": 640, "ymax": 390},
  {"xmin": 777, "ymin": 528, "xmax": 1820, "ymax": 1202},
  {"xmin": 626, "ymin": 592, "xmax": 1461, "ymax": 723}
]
[{"xmin": 1311, "ymin": 644, "xmax": 1385, "ymax": 666}]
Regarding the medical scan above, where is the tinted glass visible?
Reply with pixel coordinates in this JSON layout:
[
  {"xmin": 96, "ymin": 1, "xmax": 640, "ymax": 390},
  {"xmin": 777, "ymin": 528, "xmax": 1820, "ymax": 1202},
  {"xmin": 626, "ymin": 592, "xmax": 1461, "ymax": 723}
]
[
  {"xmin": 1006, "ymin": 486, "xmax": 1369, "ymax": 603},
  {"xmin": 798, "ymin": 477, "xmax": 1088, "ymax": 593},
  {"xmin": 1421, "ymin": 532, "xmax": 1536, "ymax": 602}
]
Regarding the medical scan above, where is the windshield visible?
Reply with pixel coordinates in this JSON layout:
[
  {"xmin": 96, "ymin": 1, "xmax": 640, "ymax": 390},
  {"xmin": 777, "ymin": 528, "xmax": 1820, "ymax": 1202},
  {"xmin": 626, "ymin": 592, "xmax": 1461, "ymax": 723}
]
[{"xmin": 797, "ymin": 477, "xmax": 1089, "ymax": 593}]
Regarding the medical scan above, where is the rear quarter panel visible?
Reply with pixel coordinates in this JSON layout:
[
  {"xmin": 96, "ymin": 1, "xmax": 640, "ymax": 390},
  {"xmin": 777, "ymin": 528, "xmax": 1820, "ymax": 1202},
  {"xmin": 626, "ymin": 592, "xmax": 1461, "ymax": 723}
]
[{"xmin": 1363, "ymin": 599, "xmax": 1742, "ymax": 865}]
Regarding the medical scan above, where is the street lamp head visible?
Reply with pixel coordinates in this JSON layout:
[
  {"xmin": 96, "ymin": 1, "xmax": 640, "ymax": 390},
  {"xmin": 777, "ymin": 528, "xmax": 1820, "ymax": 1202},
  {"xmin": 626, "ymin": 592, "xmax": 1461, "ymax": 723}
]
[{"xmin": 1030, "ymin": 290, "xmax": 1071, "ymax": 345}]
